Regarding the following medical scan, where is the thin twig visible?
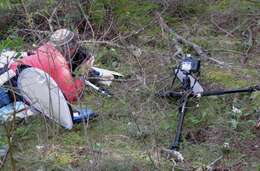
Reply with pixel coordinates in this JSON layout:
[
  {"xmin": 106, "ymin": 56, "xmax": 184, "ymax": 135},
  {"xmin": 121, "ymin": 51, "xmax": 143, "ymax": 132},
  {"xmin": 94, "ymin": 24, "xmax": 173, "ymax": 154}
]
[
  {"xmin": 19, "ymin": 29, "xmax": 50, "ymax": 35},
  {"xmin": 207, "ymin": 155, "xmax": 223, "ymax": 171},
  {"xmin": 79, "ymin": 40, "xmax": 124, "ymax": 48},
  {"xmin": 155, "ymin": 12, "xmax": 226, "ymax": 66},
  {"xmin": 47, "ymin": 0, "xmax": 63, "ymax": 32},
  {"xmin": 229, "ymin": 18, "xmax": 250, "ymax": 35},
  {"xmin": 76, "ymin": 0, "xmax": 95, "ymax": 39},
  {"xmin": 99, "ymin": 17, "xmax": 114, "ymax": 41},
  {"xmin": 210, "ymin": 17, "xmax": 234, "ymax": 37}
]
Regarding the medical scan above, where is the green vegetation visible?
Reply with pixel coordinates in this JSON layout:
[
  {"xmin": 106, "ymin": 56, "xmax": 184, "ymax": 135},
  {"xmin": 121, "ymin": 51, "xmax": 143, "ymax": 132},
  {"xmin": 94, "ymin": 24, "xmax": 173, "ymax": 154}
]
[
  {"xmin": 0, "ymin": 37, "xmax": 24, "ymax": 52},
  {"xmin": 0, "ymin": 0, "xmax": 260, "ymax": 170}
]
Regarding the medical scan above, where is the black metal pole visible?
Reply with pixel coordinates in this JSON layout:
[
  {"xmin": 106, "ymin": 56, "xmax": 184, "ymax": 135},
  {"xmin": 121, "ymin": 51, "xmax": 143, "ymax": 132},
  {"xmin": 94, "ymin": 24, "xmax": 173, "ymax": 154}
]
[
  {"xmin": 200, "ymin": 87, "xmax": 256, "ymax": 97},
  {"xmin": 170, "ymin": 94, "xmax": 188, "ymax": 150},
  {"xmin": 160, "ymin": 86, "xmax": 258, "ymax": 98},
  {"xmin": 168, "ymin": 86, "xmax": 259, "ymax": 151}
]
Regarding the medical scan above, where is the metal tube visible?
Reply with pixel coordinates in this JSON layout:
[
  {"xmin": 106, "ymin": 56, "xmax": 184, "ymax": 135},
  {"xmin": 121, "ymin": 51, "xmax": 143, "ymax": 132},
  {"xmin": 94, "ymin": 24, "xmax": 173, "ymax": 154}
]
[
  {"xmin": 200, "ymin": 87, "xmax": 255, "ymax": 97},
  {"xmin": 171, "ymin": 95, "xmax": 188, "ymax": 150}
]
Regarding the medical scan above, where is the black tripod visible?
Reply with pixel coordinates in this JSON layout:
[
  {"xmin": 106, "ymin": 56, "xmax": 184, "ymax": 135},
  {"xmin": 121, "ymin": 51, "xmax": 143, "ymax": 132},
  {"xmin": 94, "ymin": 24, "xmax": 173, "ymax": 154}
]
[{"xmin": 159, "ymin": 61, "xmax": 260, "ymax": 151}]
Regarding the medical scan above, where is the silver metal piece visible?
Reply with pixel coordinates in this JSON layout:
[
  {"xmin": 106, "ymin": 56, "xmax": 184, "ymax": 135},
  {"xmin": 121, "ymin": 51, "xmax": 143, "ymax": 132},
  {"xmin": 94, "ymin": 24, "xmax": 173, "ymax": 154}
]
[{"xmin": 175, "ymin": 69, "xmax": 204, "ymax": 94}]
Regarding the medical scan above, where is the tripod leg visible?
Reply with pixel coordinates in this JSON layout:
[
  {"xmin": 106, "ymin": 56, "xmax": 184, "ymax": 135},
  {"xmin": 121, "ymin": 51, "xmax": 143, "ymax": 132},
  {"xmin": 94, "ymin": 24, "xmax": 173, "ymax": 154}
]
[{"xmin": 171, "ymin": 95, "xmax": 188, "ymax": 150}]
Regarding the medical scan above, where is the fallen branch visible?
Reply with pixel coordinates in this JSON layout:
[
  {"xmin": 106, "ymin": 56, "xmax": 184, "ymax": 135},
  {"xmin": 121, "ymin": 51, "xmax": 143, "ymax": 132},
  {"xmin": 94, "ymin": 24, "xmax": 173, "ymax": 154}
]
[
  {"xmin": 79, "ymin": 40, "xmax": 124, "ymax": 48},
  {"xmin": 210, "ymin": 17, "xmax": 234, "ymax": 38},
  {"xmin": 160, "ymin": 147, "xmax": 184, "ymax": 162},
  {"xmin": 156, "ymin": 13, "xmax": 183, "ymax": 58},
  {"xmin": 206, "ymin": 155, "xmax": 223, "ymax": 171},
  {"xmin": 76, "ymin": 1, "xmax": 95, "ymax": 39},
  {"xmin": 229, "ymin": 18, "xmax": 250, "ymax": 35},
  {"xmin": 19, "ymin": 29, "xmax": 51, "ymax": 35},
  {"xmin": 155, "ymin": 12, "xmax": 225, "ymax": 66}
]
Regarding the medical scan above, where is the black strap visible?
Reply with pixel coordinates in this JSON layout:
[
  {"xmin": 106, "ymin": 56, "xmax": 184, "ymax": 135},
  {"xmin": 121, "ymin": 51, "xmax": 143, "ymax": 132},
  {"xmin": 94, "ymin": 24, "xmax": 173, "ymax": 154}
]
[{"xmin": 71, "ymin": 47, "xmax": 92, "ymax": 72}]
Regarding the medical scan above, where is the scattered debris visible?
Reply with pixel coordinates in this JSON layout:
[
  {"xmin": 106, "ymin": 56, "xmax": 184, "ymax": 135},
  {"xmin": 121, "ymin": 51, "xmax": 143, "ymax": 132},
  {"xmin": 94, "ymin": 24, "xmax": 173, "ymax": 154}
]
[
  {"xmin": 222, "ymin": 142, "xmax": 231, "ymax": 155},
  {"xmin": 160, "ymin": 147, "xmax": 184, "ymax": 162},
  {"xmin": 232, "ymin": 106, "xmax": 242, "ymax": 114}
]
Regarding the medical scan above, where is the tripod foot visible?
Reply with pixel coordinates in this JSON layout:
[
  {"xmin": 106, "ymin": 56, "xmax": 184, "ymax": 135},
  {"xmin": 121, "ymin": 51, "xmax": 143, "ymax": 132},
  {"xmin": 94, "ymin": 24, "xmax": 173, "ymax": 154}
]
[{"xmin": 161, "ymin": 147, "xmax": 184, "ymax": 162}]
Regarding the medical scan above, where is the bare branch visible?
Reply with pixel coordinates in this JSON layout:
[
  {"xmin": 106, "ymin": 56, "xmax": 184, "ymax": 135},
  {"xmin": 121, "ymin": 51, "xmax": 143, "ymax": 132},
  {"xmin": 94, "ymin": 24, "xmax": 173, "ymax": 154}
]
[
  {"xmin": 76, "ymin": 0, "xmax": 95, "ymax": 39},
  {"xmin": 210, "ymin": 16, "xmax": 234, "ymax": 37},
  {"xmin": 206, "ymin": 155, "xmax": 223, "ymax": 171},
  {"xmin": 155, "ymin": 12, "xmax": 225, "ymax": 66},
  {"xmin": 47, "ymin": 0, "xmax": 63, "ymax": 32},
  {"xmin": 79, "ymin": 40, "xmax": 124, "ymax": 48}
]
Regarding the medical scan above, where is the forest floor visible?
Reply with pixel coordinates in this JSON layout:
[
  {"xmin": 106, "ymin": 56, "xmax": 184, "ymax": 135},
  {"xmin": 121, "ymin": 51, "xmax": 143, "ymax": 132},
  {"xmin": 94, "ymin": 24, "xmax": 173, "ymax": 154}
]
[{"xmin": 0, "ymin": 1, "xmax": 260, "ymax": 170}]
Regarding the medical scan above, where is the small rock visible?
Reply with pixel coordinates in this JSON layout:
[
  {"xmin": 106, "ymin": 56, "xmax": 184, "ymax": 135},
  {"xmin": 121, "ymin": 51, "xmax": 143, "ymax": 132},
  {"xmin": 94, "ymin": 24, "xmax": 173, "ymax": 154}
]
[{"xmin": 232, "ymin": 106, "xmax": 242, "ymax": 114}]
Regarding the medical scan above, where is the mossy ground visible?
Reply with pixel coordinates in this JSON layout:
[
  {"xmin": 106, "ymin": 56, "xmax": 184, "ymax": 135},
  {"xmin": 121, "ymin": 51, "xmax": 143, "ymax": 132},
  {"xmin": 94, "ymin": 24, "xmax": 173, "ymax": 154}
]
[{"xmin": 1, "ymin": 0, "xmax": 260, "ymax": 170}]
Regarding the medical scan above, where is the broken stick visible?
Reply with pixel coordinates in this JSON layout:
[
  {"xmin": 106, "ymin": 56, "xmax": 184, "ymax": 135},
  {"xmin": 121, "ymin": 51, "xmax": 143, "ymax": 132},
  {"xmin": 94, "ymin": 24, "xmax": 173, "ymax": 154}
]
[{"xmin": 155, "ymin": 12, "xmax": 225, "ymax": 66}]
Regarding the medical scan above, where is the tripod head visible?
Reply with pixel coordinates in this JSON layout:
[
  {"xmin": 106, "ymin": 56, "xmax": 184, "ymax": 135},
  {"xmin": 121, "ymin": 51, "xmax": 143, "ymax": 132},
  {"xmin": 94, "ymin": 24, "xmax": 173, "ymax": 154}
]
[
  {"xmin": 172, "ymin": 54, "xmax": 203, "ymax": 94},
  {"xmin": 179, "ymin": 54, "xmax": 200, "ymax": 74},
  {"xmin": 158, "ymin": 54, "xmax": 260, "ymax": 161}
]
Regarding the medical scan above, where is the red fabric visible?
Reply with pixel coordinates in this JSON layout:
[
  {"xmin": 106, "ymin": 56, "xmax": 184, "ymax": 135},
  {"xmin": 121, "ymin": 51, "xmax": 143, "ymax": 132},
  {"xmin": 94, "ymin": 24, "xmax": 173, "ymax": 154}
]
[{"xmin": 10, "ymin": 42, "xmax": 84, "ymax": 103}]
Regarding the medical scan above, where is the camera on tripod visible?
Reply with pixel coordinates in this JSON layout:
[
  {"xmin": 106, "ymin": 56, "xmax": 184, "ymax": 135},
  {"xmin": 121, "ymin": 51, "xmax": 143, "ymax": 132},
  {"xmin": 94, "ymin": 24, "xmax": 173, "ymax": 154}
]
[
  {"xmin": 179, "ymin": 54, "xmax": 200, "ymax": 74},
  {"xmin": 158, "ymin": 53, "xmax": 260, "ymax": 159},
  {"xmin": 172, "ymin": 54, "xmax": 203, "ymax": 92}
]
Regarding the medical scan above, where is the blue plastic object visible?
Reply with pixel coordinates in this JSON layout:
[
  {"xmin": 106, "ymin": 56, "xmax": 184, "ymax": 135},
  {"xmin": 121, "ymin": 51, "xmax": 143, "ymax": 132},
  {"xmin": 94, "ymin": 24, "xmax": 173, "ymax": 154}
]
[
  {"xmin": 0, "ymin": 88, "xmax": 11, "ymax": 108},
  {"xmin": 72, "ymin": 107, "xmax": 97, "ymax": 123},
  {"xmin": 0, "ymin": 102, "xmax": 27, "ymax": 122}
]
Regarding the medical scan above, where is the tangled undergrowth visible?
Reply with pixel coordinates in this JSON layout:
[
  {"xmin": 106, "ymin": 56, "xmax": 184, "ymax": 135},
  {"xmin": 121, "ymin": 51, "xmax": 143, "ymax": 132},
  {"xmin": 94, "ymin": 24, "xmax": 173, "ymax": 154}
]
[{"xmin": 0, "ymin": 0, "xmax": 260, "ymax": 170}]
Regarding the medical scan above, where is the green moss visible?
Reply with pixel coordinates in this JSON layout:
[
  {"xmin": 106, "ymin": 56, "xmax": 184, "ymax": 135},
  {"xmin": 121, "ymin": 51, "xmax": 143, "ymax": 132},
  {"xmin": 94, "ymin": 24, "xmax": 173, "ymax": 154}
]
[
  {"xmin": 100, "ymin": 158, "xmax": 142, "ymax": 171},
  {"xmin": 186, "ymin": 97, "xmax": 226, "ymax": 128},
  {"xmin": 90, "ymin": 0, "xmax": 159, "ymax": 31},
  {"xmin": 159, "ymin": 118, "xmax": 176, "ymax": 131},
  {"xmin": 205, "ymin": 69, "xmax": 248, "ymax": 88},
  {"xmin": 0, "ymin": 127, "xmax": 7, "ymax": 146},
  {"xmin": 14, "ymin": 117, "xmax": 46, "ymax": 141},
  {"xmin": 240, "ymin": 69, "xmax": 259, "ymax": 82},
  {"xmin": 89, "ymin": 119, "xmax": 128, "ymax": 139},
  {"xmin": 183, "ymin": 143, "xmax": 221, "ymax": 166},
  {"xmin": 62, "ymin": 132, "xmax": 85, "ymax": 146},
  {"xmin": 256, "ymin": 164, "xmax": 260, "ymax": 171},
  {"xmin": 192, "ymin": 38, "xmax": 210, "ymax": 50},
  {"xmin": 89, "ymin": 1, "xmax": 106, "ymax": 25},
  {"xmin": 0, "ymin": 37, "xmax": 24, "ymax": 52},
  {"xmin": 250, "ymin": 92, "xmax": 260, "ymax": 109},
  {"xmin": 95, "ymin": 47, "xmax": 121, "ymax": 68},
  {"xmin": 101, "ymin": 140, "xmax": 154, "ymax": 170},
  {"xmin": 0, "ymin": 0, "xmax": 12, "ymax": 9},
  {"xmin": 207, "ymin": 0, "xmax": 260, "ymax": 13},
  {"xmin": 113, "ymin": 1, "xmax": 159, "ymax": 27},
  {"xmin": 55, "ymin": 153, "xmax": 73, "ymax": 166}
]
